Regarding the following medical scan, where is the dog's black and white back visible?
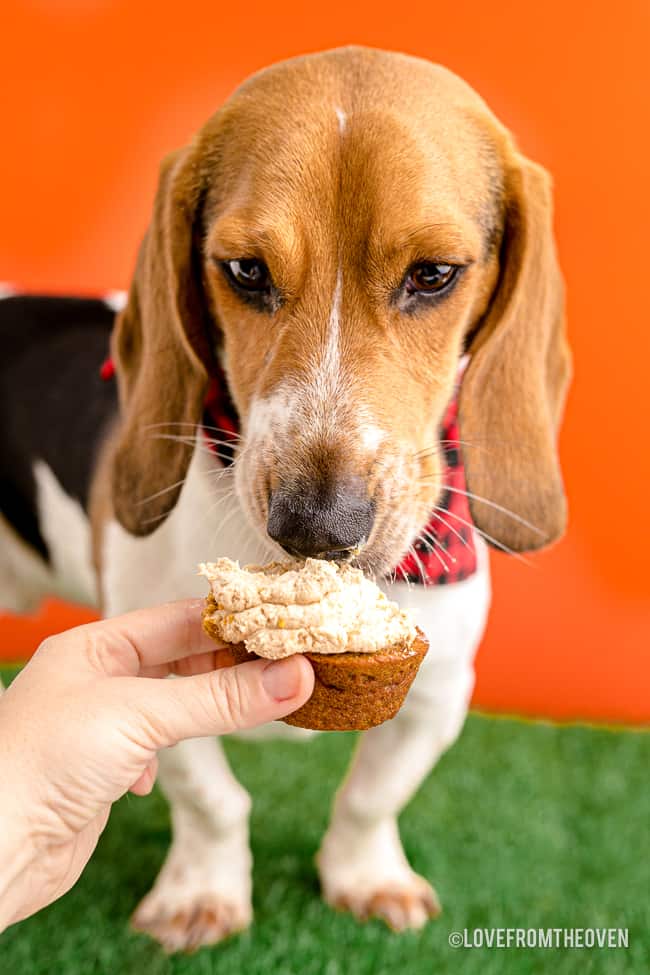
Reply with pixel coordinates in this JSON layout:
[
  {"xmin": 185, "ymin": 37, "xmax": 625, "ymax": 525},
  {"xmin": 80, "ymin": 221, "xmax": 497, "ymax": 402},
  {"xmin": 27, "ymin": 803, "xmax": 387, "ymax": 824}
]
[{"xmin": 0, "ymin": 293, "xmax": 118, "ymax": 610}]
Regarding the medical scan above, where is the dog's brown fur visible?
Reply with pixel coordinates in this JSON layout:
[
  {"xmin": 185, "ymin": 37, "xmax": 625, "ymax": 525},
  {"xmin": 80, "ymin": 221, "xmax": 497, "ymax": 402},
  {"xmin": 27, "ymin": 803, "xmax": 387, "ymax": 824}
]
[{"xmin": 107, "ymin": 46, "xmax": 571, "ymax": 570}]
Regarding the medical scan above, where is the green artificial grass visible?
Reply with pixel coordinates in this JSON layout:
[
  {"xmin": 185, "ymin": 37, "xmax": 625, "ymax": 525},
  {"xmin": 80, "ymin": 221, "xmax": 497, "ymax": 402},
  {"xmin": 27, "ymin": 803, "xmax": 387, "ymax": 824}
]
[{"xmin": 1, "ymin": 664, "xmax": 648, "ymax": 975}]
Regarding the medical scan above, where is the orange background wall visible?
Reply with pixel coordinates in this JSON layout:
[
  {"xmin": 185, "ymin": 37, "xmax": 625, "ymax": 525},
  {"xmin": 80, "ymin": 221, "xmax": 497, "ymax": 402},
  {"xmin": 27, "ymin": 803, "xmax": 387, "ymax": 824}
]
[{"xmin": 1, "ymin": 1, "xmax": 648, "ymax": 724}]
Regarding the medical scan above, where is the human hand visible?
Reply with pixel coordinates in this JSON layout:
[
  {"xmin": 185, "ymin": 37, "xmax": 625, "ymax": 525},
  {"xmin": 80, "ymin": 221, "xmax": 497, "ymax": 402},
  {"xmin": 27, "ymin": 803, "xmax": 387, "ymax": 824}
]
[{"xmin": 0, "ymin": 600, "xmax": 313, "ymax": 930}]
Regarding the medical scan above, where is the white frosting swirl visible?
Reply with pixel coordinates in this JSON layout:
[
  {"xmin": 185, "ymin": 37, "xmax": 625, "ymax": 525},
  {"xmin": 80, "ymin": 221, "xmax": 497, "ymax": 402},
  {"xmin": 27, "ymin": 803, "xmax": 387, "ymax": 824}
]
[{"xmin": 199, "ymin": 557, "xmax": 416, "ymax": 659}]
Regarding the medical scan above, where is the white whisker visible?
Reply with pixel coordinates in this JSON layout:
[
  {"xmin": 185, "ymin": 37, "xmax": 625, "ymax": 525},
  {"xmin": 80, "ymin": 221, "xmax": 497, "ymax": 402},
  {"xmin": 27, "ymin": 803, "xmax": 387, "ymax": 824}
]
[
  {"xmin": 419, "ymin": 535, "xmax": 450, "ymax": 572},
  {"xmin": 419, "ymin": 527, "xmax": 456, "ymax": 566},
  {"xmin": 136, "ymin": 477, "xmax": 188, "ymax": 507},
  {"xmin": 414, "ymin": 439, "xmax": 494, "ymax": 460},
  {"xmin": 149, "ymin": 432, "xmax": 237, "ymax": 466},
  {"xmin": 407, "ymin": 543, "xmax": 429, "ymax": 583},
  {"xmin": 440, "ymin": 485, "xmax": 544, "ymax": 537},
  {"xmin": 144, "ymin": 421, "xmax": 241, "ymax": 440},
  {"xmin": 431, "ymin": 504, "xmax": 533, "ymax": 566},
  {"xmin": 140, "ymin": 508, "xmax": 174, "ymax": 527},
  {"xmin": 425, "ymin": 509, "xmax": 469, "ymax": 549}
]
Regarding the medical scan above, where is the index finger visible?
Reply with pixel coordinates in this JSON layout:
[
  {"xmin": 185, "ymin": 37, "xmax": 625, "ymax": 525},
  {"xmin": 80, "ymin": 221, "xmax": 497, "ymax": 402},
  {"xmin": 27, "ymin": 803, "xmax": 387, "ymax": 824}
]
[
  {"xmin": 78, "ymin": 599, "xmax": 224, "ymax": 676},
  {"xmin": 141, "ymin": 645, "xmax": 238, "ymax": 679}
]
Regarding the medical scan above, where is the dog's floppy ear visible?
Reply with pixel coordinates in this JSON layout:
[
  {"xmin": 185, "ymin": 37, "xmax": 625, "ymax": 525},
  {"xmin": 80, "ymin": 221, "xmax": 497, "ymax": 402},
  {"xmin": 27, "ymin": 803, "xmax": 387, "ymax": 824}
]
[
  {"xmin": 459, "ymin": 154, "xmax": 572, "ymax": 552},
  {"xmin": 111, "ymin": 144, "xmax": 212, "ymax": 535}
]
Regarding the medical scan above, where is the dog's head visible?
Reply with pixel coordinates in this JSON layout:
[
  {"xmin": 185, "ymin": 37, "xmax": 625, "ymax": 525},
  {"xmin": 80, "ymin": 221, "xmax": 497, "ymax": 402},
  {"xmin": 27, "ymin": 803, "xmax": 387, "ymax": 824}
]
[{"xmin": 111, "ymin": 47, "xmax": 571, "ymax": 573}]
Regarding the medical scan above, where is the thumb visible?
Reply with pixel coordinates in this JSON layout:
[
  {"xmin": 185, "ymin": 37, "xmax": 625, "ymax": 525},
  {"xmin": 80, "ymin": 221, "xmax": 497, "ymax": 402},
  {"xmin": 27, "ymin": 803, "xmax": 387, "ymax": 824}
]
[{"xmin": 124, "ymin": 655, "xmax": 314, "ymax": 747}]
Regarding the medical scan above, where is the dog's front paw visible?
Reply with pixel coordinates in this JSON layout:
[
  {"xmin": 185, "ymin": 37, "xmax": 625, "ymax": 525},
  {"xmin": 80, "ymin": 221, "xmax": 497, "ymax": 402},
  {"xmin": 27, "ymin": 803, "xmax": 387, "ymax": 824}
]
[
  {"xmin": 132, "ymin": 890, "xmax": 251, "ymax": 954},
  {"xmin": 329, "ymin": 876, "xmax": 441, "ymax": 931},
  {"xmin": 317, "ymin": 817, "xmax": 441, "ymax": 932}
]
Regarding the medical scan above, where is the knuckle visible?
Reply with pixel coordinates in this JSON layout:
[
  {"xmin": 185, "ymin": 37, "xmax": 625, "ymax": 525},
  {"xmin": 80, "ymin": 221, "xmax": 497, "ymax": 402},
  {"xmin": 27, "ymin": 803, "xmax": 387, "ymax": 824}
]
[
  {"xmin": 82, "ymin": 629, "xmax": 112, "ymax": 673},
  {"xmin": 181, "ymin": 597, "xmax": 203, "ymax": 656},
  {"xmin": 208, "ymin": 670, "xmax": 247, "ymax": 729},
  {"xmin": 133, "ymin": 708, "xmax": 169, "ymax": 751},
  {"xmin": 113, "ymin": 689, "xmax": 165, "ymax": 752}
]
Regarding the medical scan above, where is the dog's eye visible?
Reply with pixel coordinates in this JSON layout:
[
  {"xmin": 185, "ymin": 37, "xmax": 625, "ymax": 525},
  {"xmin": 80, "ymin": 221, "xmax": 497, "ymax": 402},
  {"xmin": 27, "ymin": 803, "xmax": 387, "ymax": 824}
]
[
  {"xmin": 406, "ymin": 262, "xmax": 457, "ymax": 295},
  {"xmin": 224, "ymin": 259, "xmax": 271, "ymax": 292}
]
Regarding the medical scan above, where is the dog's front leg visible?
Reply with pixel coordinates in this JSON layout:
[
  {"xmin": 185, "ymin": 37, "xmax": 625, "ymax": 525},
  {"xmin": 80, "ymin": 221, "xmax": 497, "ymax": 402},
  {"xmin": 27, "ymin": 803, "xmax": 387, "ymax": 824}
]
[
  {"xmin": 317, "ymin": 546, "xmax": 490, "ymax": 931},
  {"xmin": 131, "ymin": 736, "xmax": 253, "ymax": 952}
]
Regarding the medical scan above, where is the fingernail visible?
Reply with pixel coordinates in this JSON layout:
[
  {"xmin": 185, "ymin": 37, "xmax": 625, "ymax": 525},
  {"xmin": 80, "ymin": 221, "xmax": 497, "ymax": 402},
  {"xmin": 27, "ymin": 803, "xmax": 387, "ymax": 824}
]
[{"xmin": 262, "ymin": 658, "xmax": 302, "ymax": 701}]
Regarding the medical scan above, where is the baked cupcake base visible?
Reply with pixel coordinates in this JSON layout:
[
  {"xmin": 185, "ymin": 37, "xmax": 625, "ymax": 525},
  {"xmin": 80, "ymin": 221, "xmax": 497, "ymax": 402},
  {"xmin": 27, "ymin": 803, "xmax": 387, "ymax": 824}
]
[{"xmin": 202, "ymin": 596, "xmax": 428, "ymax": 731}]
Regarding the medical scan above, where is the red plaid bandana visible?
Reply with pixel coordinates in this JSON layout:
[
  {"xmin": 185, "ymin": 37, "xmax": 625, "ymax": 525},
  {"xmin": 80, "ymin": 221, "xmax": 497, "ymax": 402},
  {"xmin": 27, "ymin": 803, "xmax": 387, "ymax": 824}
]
[
  {"xmin": 392, "ymin": 393, "xmax": 478, "ymax": 586},
  {"xmin": 102, "ymin": 359, "xmax": 477, "ymax": 585}
]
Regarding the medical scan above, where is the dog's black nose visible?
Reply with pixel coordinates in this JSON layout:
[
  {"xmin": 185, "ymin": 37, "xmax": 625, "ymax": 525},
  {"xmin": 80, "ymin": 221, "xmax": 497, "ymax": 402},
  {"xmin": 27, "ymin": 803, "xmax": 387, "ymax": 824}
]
[{"xmin": 267, "ymin": 480, "xmax": 375, "ymax": 559}]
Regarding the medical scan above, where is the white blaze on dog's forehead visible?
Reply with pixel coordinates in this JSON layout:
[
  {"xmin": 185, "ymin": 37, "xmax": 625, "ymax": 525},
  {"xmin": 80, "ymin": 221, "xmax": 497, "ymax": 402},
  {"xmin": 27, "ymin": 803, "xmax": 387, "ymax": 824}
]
[
  {"xmin": 335, "ymin": 106, "xmax": 347, "ymax": 134},
  {"xmin": 312, "ymin": 267, "xmax": 343, "ymax": 405},
  {"xmin": 247, "ymin": 271, "xmax": 388, "ymax": 455},
  {"xmin": 103, "ymin": 290, "xmax": 127, "ymax": 312}
]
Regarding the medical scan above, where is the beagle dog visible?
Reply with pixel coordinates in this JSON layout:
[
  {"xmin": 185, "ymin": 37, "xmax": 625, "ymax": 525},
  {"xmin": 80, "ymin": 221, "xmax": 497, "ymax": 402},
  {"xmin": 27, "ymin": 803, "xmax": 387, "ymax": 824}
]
[{"xmin": 0, "ymin": 46, "xmax": 570, "ymax": 951}]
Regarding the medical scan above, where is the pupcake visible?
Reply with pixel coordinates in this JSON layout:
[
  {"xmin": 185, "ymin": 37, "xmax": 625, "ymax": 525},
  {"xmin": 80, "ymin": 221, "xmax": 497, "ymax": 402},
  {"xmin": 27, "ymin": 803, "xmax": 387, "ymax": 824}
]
[{"xmin": 200, "ymin": 558, "xmax": 428, "ymax": 731}]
